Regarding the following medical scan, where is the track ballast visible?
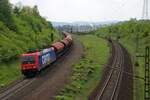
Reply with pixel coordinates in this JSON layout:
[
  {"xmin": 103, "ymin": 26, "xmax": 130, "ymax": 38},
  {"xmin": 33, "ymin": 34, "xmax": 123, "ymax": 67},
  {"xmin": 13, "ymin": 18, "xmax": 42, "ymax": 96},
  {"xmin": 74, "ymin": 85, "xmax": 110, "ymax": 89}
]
[{"xmin": 89, "ymin": 40, "xmax": 133, "ymax": 100}]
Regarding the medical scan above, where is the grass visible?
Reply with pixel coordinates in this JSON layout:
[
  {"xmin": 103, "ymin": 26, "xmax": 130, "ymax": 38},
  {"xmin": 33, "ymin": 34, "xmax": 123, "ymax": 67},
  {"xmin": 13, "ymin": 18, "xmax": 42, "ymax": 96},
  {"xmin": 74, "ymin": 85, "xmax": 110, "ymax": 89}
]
[
  {"xmin": 120, "ymin": 37, "xmax": 145, "ymax": 100},
  {"xmin": 0, "ymin": 59, "xmax": 22, "ymax": 87},
  {"xmin": 92, "ymin": 19, "xmax": 150, "ymax": 100},
  {"xmin": 0, "ymin": 33, "xmax": 61, "ymax": 87},
  {"xmin": 0, "ymin": 4, "xmax": 62, "ymax": 88},
  {"xmin": 55, "ymin": 35, "xmax": 109, "ymax": 100}
]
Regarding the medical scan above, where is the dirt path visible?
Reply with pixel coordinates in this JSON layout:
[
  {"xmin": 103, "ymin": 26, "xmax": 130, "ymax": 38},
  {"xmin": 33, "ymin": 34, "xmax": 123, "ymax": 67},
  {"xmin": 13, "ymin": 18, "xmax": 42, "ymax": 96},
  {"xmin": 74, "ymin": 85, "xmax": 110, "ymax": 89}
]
[{"xmin": 3, "ymin": 36, "xmax": 83, "ymax": 100}]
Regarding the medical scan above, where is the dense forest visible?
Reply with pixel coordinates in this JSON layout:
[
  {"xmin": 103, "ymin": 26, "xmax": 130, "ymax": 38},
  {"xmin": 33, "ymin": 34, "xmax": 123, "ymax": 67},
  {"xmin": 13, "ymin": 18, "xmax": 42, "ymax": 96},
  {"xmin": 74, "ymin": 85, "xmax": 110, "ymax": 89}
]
[{"xmin": 0, "ymin": 0, "xmax": 60, "ymax": 63}]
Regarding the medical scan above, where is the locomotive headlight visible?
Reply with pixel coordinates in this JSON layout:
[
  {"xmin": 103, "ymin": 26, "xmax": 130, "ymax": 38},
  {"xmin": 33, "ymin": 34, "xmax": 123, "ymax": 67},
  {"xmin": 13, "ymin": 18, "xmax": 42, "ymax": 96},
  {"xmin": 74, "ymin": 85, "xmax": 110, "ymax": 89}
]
[
  {"xmin": 22, "ymin": 67, "xmax": 26, "ymax": 70},
  {"xmin": 33, "ymin": 66, "xmax": 36, "ymax": 68}
]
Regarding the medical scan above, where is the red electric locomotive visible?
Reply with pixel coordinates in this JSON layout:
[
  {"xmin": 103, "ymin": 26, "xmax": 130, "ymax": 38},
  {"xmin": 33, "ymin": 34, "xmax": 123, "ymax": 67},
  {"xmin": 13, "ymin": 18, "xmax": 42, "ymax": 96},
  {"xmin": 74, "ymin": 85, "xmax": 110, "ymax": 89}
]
[{"xmin": 21, "ymin": 32, "xmax": 73, "ymax": 77}]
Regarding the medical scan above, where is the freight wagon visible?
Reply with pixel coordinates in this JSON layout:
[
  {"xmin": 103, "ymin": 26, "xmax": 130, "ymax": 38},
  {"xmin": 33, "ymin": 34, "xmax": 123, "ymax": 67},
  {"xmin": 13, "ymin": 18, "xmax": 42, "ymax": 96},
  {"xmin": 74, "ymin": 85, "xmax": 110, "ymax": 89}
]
[{"xmin": 21, "ymin": 32, "xmax": 73, "ymax": 77}]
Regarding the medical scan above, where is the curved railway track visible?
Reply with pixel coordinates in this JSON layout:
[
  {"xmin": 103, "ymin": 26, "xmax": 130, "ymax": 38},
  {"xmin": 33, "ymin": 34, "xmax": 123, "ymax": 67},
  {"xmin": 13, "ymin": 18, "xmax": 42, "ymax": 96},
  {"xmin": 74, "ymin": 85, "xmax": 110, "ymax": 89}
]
[
  {"xmin": 89, "ymin": 40, "xmax": 133, "ymax": 100},
  {"xmin": 0, "ymin": 36, "xmax": 84, "ymax": 100},
  {"xmin": 96, "ymin": 41, "xmax": 124, "ymax": 100},
  {"xmin": 0, "ymin": 38, "xmax": 132, "ymax": 100}
]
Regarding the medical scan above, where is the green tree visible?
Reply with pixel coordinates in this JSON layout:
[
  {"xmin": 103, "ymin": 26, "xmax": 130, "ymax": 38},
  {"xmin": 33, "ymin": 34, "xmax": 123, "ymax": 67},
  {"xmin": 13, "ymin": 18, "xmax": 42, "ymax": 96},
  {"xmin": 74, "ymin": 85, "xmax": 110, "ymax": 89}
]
[{"xmin": 0, "ymin": 0, "xmax": 15, "ymax": 30}]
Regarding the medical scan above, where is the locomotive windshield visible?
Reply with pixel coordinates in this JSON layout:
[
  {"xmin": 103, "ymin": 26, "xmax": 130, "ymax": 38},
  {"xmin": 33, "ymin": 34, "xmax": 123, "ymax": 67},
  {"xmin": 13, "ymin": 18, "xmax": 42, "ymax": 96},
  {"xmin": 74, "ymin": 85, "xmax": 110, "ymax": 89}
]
[{"xmin": 22, "ymin": 56, "xmax": 35, "ymax": 64}]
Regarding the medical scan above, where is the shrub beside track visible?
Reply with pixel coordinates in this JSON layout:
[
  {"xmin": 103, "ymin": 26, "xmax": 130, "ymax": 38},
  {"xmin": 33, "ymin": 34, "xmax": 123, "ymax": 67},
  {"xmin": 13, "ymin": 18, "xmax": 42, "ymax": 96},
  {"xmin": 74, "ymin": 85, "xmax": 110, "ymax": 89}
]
[{"xmin": 55, "ymin": 35, "xmax": 109, "ymax": 100}]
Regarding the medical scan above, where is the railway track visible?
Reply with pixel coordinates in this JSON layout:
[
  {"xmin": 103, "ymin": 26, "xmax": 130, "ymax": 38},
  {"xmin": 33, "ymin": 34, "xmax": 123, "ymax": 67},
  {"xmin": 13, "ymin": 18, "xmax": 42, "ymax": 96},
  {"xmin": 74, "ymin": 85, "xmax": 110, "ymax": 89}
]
[
  {"xmin": 0, "ymin": 37, "xmax": 84, "ymax": 100},
  {"xmin": 0, "ymin": 49, "xmax": 72, "ymax": 100},
  {"xmin": 0, "ymin": 78, "xmax": 35, "ymax": 100},
  {"xmin": 89, "ymin": 40, "xmax": 132, "ymax": 100},
  {"xmin": 96, "ymin": 41, "xmax": 124, "ymax": 100}
]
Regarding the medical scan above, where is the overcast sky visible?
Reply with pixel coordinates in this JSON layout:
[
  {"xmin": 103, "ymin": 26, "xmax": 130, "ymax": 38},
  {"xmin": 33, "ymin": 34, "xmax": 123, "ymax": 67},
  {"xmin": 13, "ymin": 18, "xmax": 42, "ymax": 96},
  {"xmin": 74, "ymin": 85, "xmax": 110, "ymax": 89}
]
[{"xmin": 10, "ymin": 0, "xmax": 146, "ymax": 22}]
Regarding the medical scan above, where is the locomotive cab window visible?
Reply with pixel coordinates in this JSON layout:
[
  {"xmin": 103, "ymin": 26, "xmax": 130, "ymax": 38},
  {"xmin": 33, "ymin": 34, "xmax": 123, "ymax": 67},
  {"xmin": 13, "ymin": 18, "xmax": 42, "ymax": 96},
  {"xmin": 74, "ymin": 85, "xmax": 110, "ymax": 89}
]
[{"xmin": 22, "ymin": 56, "xmax": 35, "ymax": 64}]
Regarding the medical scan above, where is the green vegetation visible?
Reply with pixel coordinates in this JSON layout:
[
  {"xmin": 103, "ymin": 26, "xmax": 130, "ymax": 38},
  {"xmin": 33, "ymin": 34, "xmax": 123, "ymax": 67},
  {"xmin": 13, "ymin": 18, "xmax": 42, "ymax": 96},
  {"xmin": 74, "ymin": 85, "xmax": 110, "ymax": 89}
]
[
  {"xmin": 0, "ymin": 0, "xmax": 14, "ymax": 30},
  {"xmin": 93, "ymin": 19, "xmax": 150, "ymax": 100},
  {"xmin": 0, "ymin": 60, "xmax": 21, "ymax": 86},
  {"xmin": 55, "ymin": 35, "xmax": 109, "ymax": 100},
  {"xmin": 0, "ymin": 1, "xmax": 60, "ymax": 86}
]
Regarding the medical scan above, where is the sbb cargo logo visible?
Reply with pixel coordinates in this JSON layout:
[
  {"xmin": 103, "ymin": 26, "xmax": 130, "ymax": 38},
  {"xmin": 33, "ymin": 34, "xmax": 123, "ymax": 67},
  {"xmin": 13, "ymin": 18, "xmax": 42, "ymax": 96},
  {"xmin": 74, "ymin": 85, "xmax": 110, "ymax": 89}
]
[{"xmin": 42, "ymin": 53, "xmax": 50, "ymax": 65}]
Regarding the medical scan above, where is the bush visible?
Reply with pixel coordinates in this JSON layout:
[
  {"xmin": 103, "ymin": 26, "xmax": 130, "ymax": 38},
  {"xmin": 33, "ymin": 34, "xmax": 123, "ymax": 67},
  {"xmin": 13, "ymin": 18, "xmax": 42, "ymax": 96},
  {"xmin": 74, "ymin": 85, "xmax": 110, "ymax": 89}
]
[{"xmin": 0, "ymin": 5, "xmax": 60, "ymax": 63}]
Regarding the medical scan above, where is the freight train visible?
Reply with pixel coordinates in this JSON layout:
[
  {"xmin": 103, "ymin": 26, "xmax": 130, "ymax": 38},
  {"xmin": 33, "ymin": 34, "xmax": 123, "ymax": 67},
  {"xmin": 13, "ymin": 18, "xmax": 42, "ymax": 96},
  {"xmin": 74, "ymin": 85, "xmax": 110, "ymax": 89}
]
[{"xmin": 21, "ymin": 32, "xmax": 73, "ymax": 77}]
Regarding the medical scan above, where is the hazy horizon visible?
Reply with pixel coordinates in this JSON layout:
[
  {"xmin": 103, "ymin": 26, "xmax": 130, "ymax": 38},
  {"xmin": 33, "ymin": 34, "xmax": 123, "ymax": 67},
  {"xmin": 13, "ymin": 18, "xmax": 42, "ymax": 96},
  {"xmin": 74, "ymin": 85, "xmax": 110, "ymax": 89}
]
[{"xmin": 10, "ymin": 0, "xmax": 145, "ymax": 22}]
